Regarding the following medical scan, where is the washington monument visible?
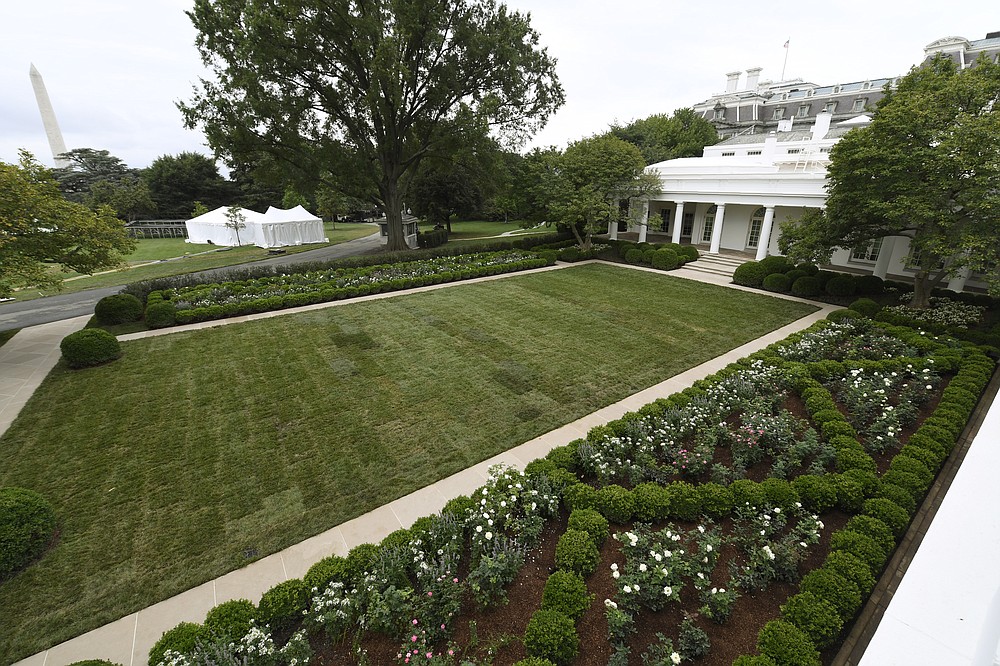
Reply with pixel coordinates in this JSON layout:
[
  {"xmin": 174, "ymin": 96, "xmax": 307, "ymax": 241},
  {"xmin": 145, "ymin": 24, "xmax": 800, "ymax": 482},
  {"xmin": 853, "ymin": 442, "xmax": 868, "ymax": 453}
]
[{"xmin": 29, "ymin": 63, "xmax": 70, "ymax": 168}]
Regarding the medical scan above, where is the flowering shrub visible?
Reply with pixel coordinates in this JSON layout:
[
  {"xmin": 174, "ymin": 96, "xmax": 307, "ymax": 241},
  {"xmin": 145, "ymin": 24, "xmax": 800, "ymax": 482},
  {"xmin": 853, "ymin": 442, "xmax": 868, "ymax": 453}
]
[{"xmin": 882, "ymin": 296, "xmax": 985, "ymax": 328}]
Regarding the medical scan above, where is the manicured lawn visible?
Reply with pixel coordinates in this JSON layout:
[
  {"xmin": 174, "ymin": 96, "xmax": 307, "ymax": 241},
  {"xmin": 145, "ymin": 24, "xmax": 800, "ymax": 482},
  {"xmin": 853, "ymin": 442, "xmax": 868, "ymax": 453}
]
[
  {"xmin": 419, "ymin": 219, "xmax": 551, "ymax": 240},
  {"xmin": 0, "ymin": 264, "xmax": 817, "ymax": 662},
  {"xmin": 11, "ymin": 224, "xmax": 378, "ymax": 302}
]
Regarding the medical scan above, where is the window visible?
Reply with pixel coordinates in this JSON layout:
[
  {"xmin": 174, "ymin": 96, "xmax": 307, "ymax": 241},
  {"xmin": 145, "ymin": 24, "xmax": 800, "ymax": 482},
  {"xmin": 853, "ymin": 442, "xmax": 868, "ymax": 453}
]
[
  {"xmin": 797, "ymin": 105, "xmax": 810, "ymax": 117},
  {"xmin": 772, "ymin": 107, "xmax": 785, "ymax": 120},
  {"xmin": 820, "ymin": 147, "xmax": 831, "ymax": 153},
  {"xmin": 824, "ymin": 102, "xmax": 837, "ymax": 113},
  {"xmin": 747, "ymin": 207, "xmax": 766, "ymax": 249},
  {"xmin": 681, "ymin": 213, "xmax": 694, "ymax": 237},
  {"xmin": 852, "ymin": 98, "xmax": 868, "ymax": 112},
  {"xmin": 701, "ymin": 205, "xmax": 717, "ymax": 243},
  {"xmin": 747, "ymin": 150, "xmax": 762, "ymax": 156},
  {"xmin": 713, "ymin": 107, "xmax": 725, "ymax": 120},
  {"xmin": 787, "ymin": 148, "xmax": 801, "ymax": 154},
  {"xmin": 851, "ymin": 238, "xmax": 882, "ymax": 262},
  {"xmin": 721, "ymin": 151, "xmax": 735, "ymax": 156}
]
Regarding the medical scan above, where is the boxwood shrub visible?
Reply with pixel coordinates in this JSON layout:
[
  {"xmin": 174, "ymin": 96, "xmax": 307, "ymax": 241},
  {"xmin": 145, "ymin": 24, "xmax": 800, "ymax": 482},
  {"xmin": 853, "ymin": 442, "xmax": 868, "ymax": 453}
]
[
  {"xmin": 862, "ymin": 497, "xmax": 911, "ymax": 537},
  {"xmin": 780, "ymin": 591, "xmax": 844, "ymax": 649},
  {"xmin": 95, "ymin": 293, "xmax": 143, "ymax": 325},
  {"xmin": 848, "ymin": 298, "xmax": 881, "ymax": 317},
  {"xmin": 758, "ymin": 256, "xmax": 794, "ymax": 275},
  {"xmin": 596, "ymin": 484, "xmax": 635, "ymax": 524},
  {"xmin": 698, "ymin": 482, "xmax": 734, "ymax": 518},
  {"xmin": 829, "ymin": 530, "xmax": 888, "ymax": 575},
  {"xmin": 0, "ymin": 487, "xmax": 57, "ymax": 579},
  {"xmin": 513, "ymin": 659, "xmax": 558, "ymax": 666},
  {"xmin": 566, "ymin": 508, "xmax": 609, "ymax": 546},
  {"xmin": 762, "ymin": 273, "xmax": 791, "ymax": 293},
  {"xmin": 148, "ymin": 622, "xmax": 206, "ymax": 666},
  {"xmin": 845, "ymin": 515, "xmax": 896, "ymax": 556},
  {"xmin": 524, "ymin": 609, "xmax": 579, "ymax": 665},
  {"xmin": 873, "ymin": 482, "xmax": 917, "ymax": 515},
  {"xmin": 798, "ymin": 568, "xmax": 861, "ymax": 622},
  {"xmin": 791, "ymin": 276, "xmax": 821, "ymax": 297},
  {"xmin": 733, "ymin": 261, "xmax": 769, "ymax": 288},
  {"xmin": 562, "ymin": 482, "xmax": 598, "ymax": 512},
  {"xmin": 854, "ymin": 274, "xmax": 885, "ymax": 295},
  {"xmin": 823, "ymin": 550, "xmax": 877, "ymax": 597},
  {"xmin": 666, "ymin": 481, "xmax": 702, "ymax": 520},
  {"xmin": 554, "ymin": 529, "xmax": 600, "ymax": 576},
  {"xmin": 651, "ymin": 248, "xmax": 680, "ymax": 270},
  {"xmin": 825, "ymin": 274, "xmax": 857, "ymax": 297},
  {"xmin": 791, "ymin": 475, "xmax": 837, "ymax": 513},
  {"xmin": 756, "ymin": 619, "xmax": 821, "ymax": 666},
  {"xmin": 257, "ymin": 578, "xmax": 310, "ymax": 633},
  {"xmin": 203, "ymin": 599, "xmax": 256, "ymax": 642},
  {"xmin": 541, "ymin": 570, "xmax": 591, "ymax": 620},
  {"xmin": 144, "ymin": 301, "xmax": 177, "ymax": 329},
  {"xmin": 60, "ymin": 329, "xmax": 123, "ymax": 368},
  {"xmin": 304, "ymin": 554, "xmax": 350, "ymax": 592},
  {"xmin": 633, "ymin": 482, "xmax": 671, "ymax": 521}
]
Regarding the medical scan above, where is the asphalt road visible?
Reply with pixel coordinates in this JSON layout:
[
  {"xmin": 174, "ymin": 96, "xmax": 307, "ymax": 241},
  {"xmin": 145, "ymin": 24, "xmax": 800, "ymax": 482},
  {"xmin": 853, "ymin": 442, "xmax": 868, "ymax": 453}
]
[{"xmin": 0, "ymin": 230, "xmax": 385, "ymax": 332}]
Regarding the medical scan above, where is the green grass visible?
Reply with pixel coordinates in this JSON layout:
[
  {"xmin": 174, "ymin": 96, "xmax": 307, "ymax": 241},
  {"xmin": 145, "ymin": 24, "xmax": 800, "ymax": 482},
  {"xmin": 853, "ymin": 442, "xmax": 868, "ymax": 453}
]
[
  {"xmin": 0, "ymin": 264, "xmax": 817, "ymax": 661},
  {"xmin": 12, "ymin": 224, "xmax": 378, "ymax": 302},
  {"xmin": 419, "ymin": 219, "xmax": 551, "ymax": 240},
  {"xmin": 0, "ymin": 329, "xmax": 19, "ymax": 347}
]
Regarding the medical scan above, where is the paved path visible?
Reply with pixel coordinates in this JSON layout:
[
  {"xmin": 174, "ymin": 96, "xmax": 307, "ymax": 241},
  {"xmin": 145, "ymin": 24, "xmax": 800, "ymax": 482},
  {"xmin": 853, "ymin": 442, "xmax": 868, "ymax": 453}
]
[{"xmin": 7, "ymin": 260, "xmax": 835, "ymax": 666}]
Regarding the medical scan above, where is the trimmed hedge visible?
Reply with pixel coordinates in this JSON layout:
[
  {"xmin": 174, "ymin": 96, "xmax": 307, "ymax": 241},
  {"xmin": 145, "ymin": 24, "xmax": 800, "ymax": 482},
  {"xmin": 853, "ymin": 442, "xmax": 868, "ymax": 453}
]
[
  {"xmin": 554, "ymin": 529, "xmax": 600, "ymax": 576},
  {"xmin": 0, "ymin": 487, "xmax": 57, "ymax": 579},
  {"xmin": 733, "ymin": 261, "xmax": 769, "ymax": 288},
  {"xmin": 757, "ymin": 619, "xmax": 821, "ymax": 666},
  {"xmin": 566, "ymin": 508, "xmax": 609, "ymax": 546},
  {"xmin": 762, "ymin": 273, "xmax": 791, "ymax": 293},
  {"xmin": 791, "ymin": 276, "xmax": 821, "ymax": 297},
  {"xmin": 203, "ymin": 599, "xmax": 256, "ymax": 642},
  {"xmin": 541, "ymin": 570, "xmax": 591, "ymax": 620},
  {"xmin": 825, "ymin": 274, "xmax": 857, "ymax": 298},
  {"xmin": 60, "ymin": 329, "xmax": 123, "ymax": 368},
  {"xmin": 148, "ymin": 622, "xmax": 205, "ymax": 666},
  {"xmin": 780, "ymin": 591, "xmax": 844, "ymax": 649},
  {"xmin": 524, "ymin": 609, "xmax": 579, "ymax": 665},
  {"xmin": 94, "ymin": 293, "xmax": 143, "ymax": 325},
  {"xmin": 257, "ymin": 578, "xmax": 310, "ymax": 633},
  {"xmin": 144, "ymin": 301, "xmax": 177, "ymax": 329}
]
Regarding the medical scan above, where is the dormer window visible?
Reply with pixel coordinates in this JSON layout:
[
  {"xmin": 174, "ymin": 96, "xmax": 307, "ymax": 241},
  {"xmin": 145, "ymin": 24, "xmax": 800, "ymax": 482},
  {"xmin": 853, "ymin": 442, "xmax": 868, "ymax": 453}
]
[
  {"xmin": 714, "ymin": 107, "xmax": 725, "ymax": 120},
  {"xmin": 852, "ymin": 98, "xmax": 868, "ymax": 112},
  {"xmin": 721, "ymin": 151, "xmax": 736, "ymax": 156},
  {"xmin": 824, "ymin": 102, "xmax": 837, "ymax": 113},
  {"xmin": 796, "ymin": 105, "xmax": 810, "ymax": 118},
  {"xmin": 773, "ymin": 107, "xmax": 785, "ymax": 120}
]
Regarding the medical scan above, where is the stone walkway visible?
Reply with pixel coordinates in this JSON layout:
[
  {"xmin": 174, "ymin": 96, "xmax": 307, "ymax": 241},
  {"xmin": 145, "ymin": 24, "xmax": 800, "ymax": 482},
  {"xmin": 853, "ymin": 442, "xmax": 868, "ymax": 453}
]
[{"xmin": 7, "ymin": 260, "xmax": 836, "ymax": 666}]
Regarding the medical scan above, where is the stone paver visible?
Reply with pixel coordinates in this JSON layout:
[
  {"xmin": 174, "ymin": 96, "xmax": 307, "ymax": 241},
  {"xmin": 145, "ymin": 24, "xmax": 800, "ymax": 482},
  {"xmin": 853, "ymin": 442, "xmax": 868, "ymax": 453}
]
[{"xmin": 8, "ymin": 259, "xmax": 838, "ymax": 666}]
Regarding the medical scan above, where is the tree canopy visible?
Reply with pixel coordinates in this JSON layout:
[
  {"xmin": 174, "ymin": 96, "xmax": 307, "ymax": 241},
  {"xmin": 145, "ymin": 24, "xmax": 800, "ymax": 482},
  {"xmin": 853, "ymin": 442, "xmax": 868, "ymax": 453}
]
[
  {"xmin": 779, "ymin": 54, "xmax": 1000, "ymax": 306},
  {"xmin": 180, "ymin": 0, "xmax": 563, "ymax": 250},
  {"xmin": 142, "ymin": 152, "xmax": 235, "ymax": 219},
  {"xmin": 609, "ymin": 109, "xmax": 720, "ymax": 164},
  {"xmin": 0, "ymin": 152, "xmax": 135, "ymax": 297},
  {"xmin": 51, "ymin": 148, "xmax": 134, "ymax": 203}
]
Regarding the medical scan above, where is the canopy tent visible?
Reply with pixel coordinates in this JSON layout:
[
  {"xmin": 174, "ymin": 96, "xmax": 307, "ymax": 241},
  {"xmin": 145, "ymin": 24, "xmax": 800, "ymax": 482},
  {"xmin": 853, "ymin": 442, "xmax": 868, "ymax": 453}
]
[{"xmin": 185, "ymin": 206, "xmax": 327, "ymax": 248}]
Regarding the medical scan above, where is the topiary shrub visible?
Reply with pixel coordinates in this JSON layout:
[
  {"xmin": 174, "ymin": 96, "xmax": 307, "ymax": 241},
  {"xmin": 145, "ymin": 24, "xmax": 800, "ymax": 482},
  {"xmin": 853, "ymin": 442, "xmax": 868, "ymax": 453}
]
[
  {"xmin": 69, "ymin": 661, "xmax": 123, "ymax": 666},
  {"xmin": 795, "ymin": 262, "xmax": 819, "ymax": 275},
  {"xmin": 733, "ymin": 657, "xmax": 778, "ymax": 666},
  {"xmin": 756, "ymin": 619, "xmax": 821, "ymax": 666},
  {"xmin": 799, "ymin": 568, "xmax": 861, "ymax": 622},
  {"xmin": 632, "ymin": 482, "xmax": 671, "ymax": 521},
  {"xmin": 825, "ymin": 308, "xmax": 859, "ymax": 323},
  {"xmin": 203, "ymin": 599, "xmax": 256, "ymax": 642},
  {"xmin": 148, "ymin": 622, "xmax": 206, "ymax": 666},
  {"xmin": 728, "ymin": 479, "xmax": 766, "ymax": 510},
  {"xmin": 824, "ymin": 550, "xmax": 876, "ymax": 596},
  {"xmin": 0, "ymin": 487, "xmax": 57, "ymax": 579},
  {"xmin": 791, "ymin": 276, "xmax": 821, "ymax": 297},
  {"xmin": 596, "ymin": 484, "xmax": 635, "ymax": 523},
  {"xmin": 758, "ymin": 255, "xmax": 794, "ymax": 276},
  {"xmin": 762, "ymin": 273, "xmax": 791, "ymax": 293},
  {"xmin": 554, "ymin": 529, "xmax": 600, "ymax": 576},
  {"xmin": 733, "ymin": 261, "xmax": 769, "ymax": 288},
  {"xmin": 567, "ymin": 508, "xmax": 609, "ymax": 546},
  {"xmin": 829, "ymin": 473, "xmax": 864, "ymax": 513},
  {"xmin": 784, "ymin": 269, "xmax": 808, "ymax": 283},
  {"xmin": 541, "ymin": 570, "xmax": 591, "ymax": 620},
  {"xmin": 513, "ymin": 659, "xmax": 558, "ymax": 666},
  {"xmin": 624, "ymin": 248, "xmax": 644, "ymax": 265},
  {"xmin": 855, "ymin": 274, "xmax": 885, "ymax": 295},
  {"xmin": 780, "ymin": 591, "xmax": 844, "ymax": 649},
  {"xmin": 848, "ymin": 298, "xmax": 881, "ymax": 317},
  {"xmin": 60, "ymin": 329, "xmax": 123, "ymax": 368},
  {"xmin": 257, "ymin": 579, "xmax": 310, "ymax": 633},
  {"xmin": 666, "ymin": 481, "xmax": 702, "ymax": 520},
  {"xmin": 562, "ymin": 482, "xmax": 598, "ymax": 512},
  {"xmin": 791, "ymin": 475, "xmax": 837, "ymax": 513},
  {"xmin": 845, "ymin": 515, "xmax": 896, "ymax": 556},
  {"xmin": 862, "ymin": 497, "xmax": 911, "ymax": 537},
  {"xmin": 679, "ymin": 245, "xmax": 699, "ymax": 261},
  {"xmin": 825, "ymin": 274, "xmax": 857, "ymax": 298},
  {"xmin": 524, "ymin": 609, "xmax": 579, "ymax": 665},
  {"xmin": 759, "ymin": 478, "xmax": 799, "ymax": 512},
  {"xmin": 829, "ymin": 530, "xmax": 888, "ymax": 575},
  {"xmin": 344, "ymin": 542, "xmax": 379, "ymax": 582},
  {"xmin": 698, "ymin": 482, "xmax": 734, "ymax": 518},
  {"xmin": 144, "ymin": 301, "xmax": 177, "ymax": 329},
  {"xmin": 95, "ymin": 293, "xmax": 143, "ymax": 325},
  {"xmin": 304, "ymin": 554, "xmax": 350, "ymax": 592},
  {"xmin": 651, "ymin": 248, "xmax": 680, "ymax": 270},
  {"xmin": 380, "ymin": 527, "xmax": 413, "ymax": 552}
]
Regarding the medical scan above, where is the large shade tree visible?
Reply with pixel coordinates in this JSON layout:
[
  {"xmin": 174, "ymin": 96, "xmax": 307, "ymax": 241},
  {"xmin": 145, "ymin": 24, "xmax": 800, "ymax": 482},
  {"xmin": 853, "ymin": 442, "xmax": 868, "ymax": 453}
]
[
  {"xmin": 609, "ymin": 108, "xmax": 721, "ymax": 164},
  {"xmin": 779, "ymin": 54, "xmax": 1000, "ymax": 307},
  {"xmin": 142, "ymin": 152, "xmax": 235, "ymax": 218},
  {"xmin": 0, "ymin": 152, "xmax": 135, "ymax": 297},
  {"xmin": 179, "ymin": 0, "xmax": 564, "ymax": 251}
]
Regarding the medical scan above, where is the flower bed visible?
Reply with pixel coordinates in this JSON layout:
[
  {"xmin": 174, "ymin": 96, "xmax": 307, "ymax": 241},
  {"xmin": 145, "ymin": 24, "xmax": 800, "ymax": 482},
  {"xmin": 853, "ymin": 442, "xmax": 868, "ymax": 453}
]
[
  {"xmin": 146, "ymin": 319, "xmax": 995, "ymax": 665},
  {"xmin": 142, "ymin": 251, "xmax": 554, "ymax": 327}
]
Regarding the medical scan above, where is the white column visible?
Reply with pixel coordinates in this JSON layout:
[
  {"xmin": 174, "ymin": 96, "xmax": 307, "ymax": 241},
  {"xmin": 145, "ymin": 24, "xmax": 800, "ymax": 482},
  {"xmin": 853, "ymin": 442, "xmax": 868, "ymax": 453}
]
[
  {"xmin": 637, "ymin": 199, "xmax": 650, "ymax": 243},
  {"xmin": 947, "ymin": 267, "xmax": 971, "ymax": 292},
  {"xmin": 872, "ymin": 236, "xmax": 897, "ymax": 279},
  {"xmin": 608, "ymin": 199, "xmax": 619, "ymax": 240},
  {"xmin": 671, "ymin": 202, "xmax": 685, "ymax": 244},
  {"xmin": 754, "ymin": 206, "xmax": 776, "ymax": 261},
  {"xmin": 709, "ymin": 203, "xmax": 726, "ymax": 254}
]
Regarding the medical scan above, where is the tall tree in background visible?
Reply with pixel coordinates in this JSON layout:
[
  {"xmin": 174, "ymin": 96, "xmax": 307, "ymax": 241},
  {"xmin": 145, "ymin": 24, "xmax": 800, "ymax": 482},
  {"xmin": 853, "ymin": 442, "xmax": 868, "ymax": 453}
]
[
  {"xmin": 51, "ymin": 148, "xmax": 134, "ymax": 203},
  {"xmin": 143, "ymin": 152, "xmax": 235, "ymax": 218},
  {"xmin": 0, "ymin": 152, "xmax": 135, "ymax": 296},
  {"xmin": 610, "ymin": 109, "xmax": 720, "ymax": 164},
  {"xmin": 86, "ymin": 176, "xmax": 157, "ymax": 222},
  {"xmin": 780, "ymin": 54, "xmax": 1000, "ymax": 307},
  {"xmin": 180, "ymin": 0, "xmax": 564, "ymax": 251}
]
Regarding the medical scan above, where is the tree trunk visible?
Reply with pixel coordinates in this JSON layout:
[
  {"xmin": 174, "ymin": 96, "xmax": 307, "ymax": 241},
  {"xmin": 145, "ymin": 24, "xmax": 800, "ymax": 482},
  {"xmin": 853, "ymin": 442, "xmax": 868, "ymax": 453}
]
[
  {"xmin": 382, "ymin": 181, "xmax": 408, "ymax": 252},
  {"xmin": 910, "ymin": 273, "xmax": 933, "ymax": 308}
]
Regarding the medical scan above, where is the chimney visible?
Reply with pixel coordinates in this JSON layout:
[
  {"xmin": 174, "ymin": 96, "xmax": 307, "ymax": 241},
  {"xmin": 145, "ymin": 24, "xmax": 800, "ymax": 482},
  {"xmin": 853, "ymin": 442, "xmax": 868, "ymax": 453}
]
[
  {"xmin": 811, "ymin": 112, "xmax": 833, "ymax": 141},
  {"xmin": 745, "ymin": 67, "xmax": 763, "ymax": 91},
  {"xmin": 725, "ymin": 71, "xmax": 741, "ymax": 93}
]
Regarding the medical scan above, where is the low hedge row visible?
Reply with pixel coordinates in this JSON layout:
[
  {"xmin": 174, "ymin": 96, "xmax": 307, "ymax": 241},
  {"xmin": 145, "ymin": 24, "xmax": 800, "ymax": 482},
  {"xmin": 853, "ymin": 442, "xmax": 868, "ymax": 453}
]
[{"xmin": 416, "ymin": 227, "xmax": 448, "ymax": 248}]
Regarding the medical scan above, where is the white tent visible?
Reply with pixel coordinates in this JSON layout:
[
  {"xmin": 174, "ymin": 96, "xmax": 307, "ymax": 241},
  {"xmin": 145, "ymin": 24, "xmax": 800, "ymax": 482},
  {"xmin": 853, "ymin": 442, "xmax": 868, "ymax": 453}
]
[
  {"xmin": 259, "ymin": 205, "xmax": 328, "ymax": 247},
  {"xmin": 185, "ymin": 206, "xmax": 327, "ymax": 248}
]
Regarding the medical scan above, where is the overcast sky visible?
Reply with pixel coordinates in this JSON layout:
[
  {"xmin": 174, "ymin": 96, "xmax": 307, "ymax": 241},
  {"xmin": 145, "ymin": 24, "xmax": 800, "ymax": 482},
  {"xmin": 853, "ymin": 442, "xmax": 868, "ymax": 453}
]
[{"xmin": 2, "ymin": 1, "xmax": 996, "ymax": 171}]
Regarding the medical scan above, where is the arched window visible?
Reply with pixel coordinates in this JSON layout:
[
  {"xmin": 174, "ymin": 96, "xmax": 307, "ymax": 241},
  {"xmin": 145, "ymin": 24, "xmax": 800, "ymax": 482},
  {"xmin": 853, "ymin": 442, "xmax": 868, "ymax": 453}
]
[
  {"xmin": 701, "ymin": 205, "xmax": 717, "ymax": 243},
  {"xmin": 747, "ymin": 207, "xmax": 766, "ymax": 249}
]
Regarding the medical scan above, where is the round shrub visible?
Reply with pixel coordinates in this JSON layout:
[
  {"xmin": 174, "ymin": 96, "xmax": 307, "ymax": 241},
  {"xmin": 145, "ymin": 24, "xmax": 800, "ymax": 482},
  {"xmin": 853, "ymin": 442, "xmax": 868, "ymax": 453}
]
[
  {"xmin": 898, "ymin": 444, "xmax": 943, "ymax": 472},
  {"xmin": 304, "ymin": 554, "xmax": 350, "ymax": 592},
  {"xmin": 95, "ymin": 293, "xmax": 143, "ymax": 325},
  {"xmin": 144, "ymin": 301, "xmax": 177, "ymax": 329},
  {"xmin": 759, "ymin": 478, "xmax": 799, "ymax": 512},
  {"xmin": 513, "ymin": 659, "xmax": 558, "ymax": 666},
  {"xmin": 558, "ymin": 247, "xmax": 581, "ymax": 262},
  {"xmin": 825, "ymin": 274, "xmax": 857, "ymax": 298},
  {"xmin": 728, "ymin": 479, "xmax": 766, "ymax": 510},
  {"xmin": 148, "ymin": 622, "xmax": 206, "ymax": 666},
  {"xmin": 624, "ymin": 248, "xmax": 644, "ymax": 265},
  {"xmin": 257, "ymin": 579, "xmax": 309, "ymax": 632},
  {"xmin": 795, "ymin": 262, "xmax": 819, "ymax": 276},
  {"xmin": 442, "ymin": 494, "xmax": 476, "ymax": 519},
  {"xmin": 0, "ymin": 487, "xmax": 57, "ymax": 579},
  {"xmin": 554, "ymin": 528, "xmax": 600, "ymax": 576},
  {"xmin": 344, "ymin": 542, "xmax": 380, "ymax": 582},
  {"xmin": 829, "ymin": 530, "xmax": 888, "ymax": 575},
  {"xmin": 762, "ymin": 273, "xmax": 791, "ymax": 293},
  {"xmin": 733, "ymin": 261, "xmax": 769, "ymax": 288},
  {"xmin": 596, "ymin": 484, "xmax": 635, "ymax": 524},
  {"xmin": 561, "ymin": 482, "xmax": 598, "ymax": 512},
  {"xmin": 874, "ymin": 482, "xmax": 917, "ymax": 515},
  {"xmin": 651, "ymin": 248, "xmax": 680, "ymax": 270},
  {"xmin": 567, "ymin": 508, "xmax": 609, "ymax": 546},
  {"xmin": 541, "ymin": 570, "xmax": 591, "ymax": 620},
  {"xmin": 666, "ymin": 481, "xmax": 702, "ymax": 520},
  {"xmin": 836, "ymin": 448, "xmax": 876, "ymax": 475},
  {"xmin": 889, "ymin": 455, "xmax": 933, "ymax": 487},
  {"xmin": 824, "ymin": 550, "xmax": 876, "ymax": 597},
  {"xmin": 815, "ymin": 270, "xmax": 837, "ymax": 289},
  {"xmin": 632, "ymin": 482, "xmax": 670, "ymax": 521},
  {"xmin": 791, "ymin": 475, "xmax": 837, "ymax": 513},
  {"xmin": 799, "ymin": 568, "xmax": 861, "ymax": 622},
  {"xmin": 698, "ymin": 482, "xmax": 734, "ymax": 518},
  {"xmin": 863, "ymin": 498, "xmax": 911, "ymax": 537},
  {"xmin": 784, "ymin": 269, "xmax": 808, "ymax": 283},
  {"xmin": 758, "ymin": 255, "xmax": 794, "ymax": 276},
  {"xmin": 821, "ymin": 420, "xmax": 857, "ymax": 440},
  {"xmin": 825, "ymin": 308, "xmax": 859, "ymax": 323},
  {"xmin": 524, "ymin": 609, "xmax": 579, "ymax": 665},
  {"xmin": 829, "ymin": 473, "xmax": 864, "ymax": 512},
  {"xmin": 69, "ymin": 661, "xmax": 122, "ymax": 666},
  {"xmin": 791, "ymin": 276, "xmax": 821, "ymax": 297},
  {"xmin": 848, "ymin": 298, "xmax": 881, "ymax": 317},
  {"xmin": 204, "ymin": 599, "xmax": 256, "ymax": 642},
  {"xmin": 880, "ymin": 469, "xmax": 927, "ymax": 500},
  {"xmin": 756, "ymin": 619, "xmax": 821, "ymax": 666},
  {"xmin": 546, "ymin": 444, "xmax": 579, "ymax": 472},
  {"xmin": 679, "ymin": 245, "xmax": 700, "ymax": 261},
  {"xmin": 780, "ymin": 591, "xmax": 844, "ymax": 649},
  {"xmin": 60, "ymin": 329, "xmax": 123, "ymax": 369},
  {"xmin": 845, "ymin": 515, "xmax": 896, "ymax": 555},
  {"xmin": 855, "ymin": 274, "xmax": 885, "ymax": 295},
  {"xmin": 642, "ymin": 248, "xmax": 656, "ymax": 264}
]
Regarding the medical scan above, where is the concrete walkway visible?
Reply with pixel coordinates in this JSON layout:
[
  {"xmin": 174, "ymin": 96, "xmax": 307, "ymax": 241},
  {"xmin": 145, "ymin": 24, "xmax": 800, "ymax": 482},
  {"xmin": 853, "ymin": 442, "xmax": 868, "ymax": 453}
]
[{"xmin": 6, "ymin": 260, "xmax": 837, "ymax": 666}]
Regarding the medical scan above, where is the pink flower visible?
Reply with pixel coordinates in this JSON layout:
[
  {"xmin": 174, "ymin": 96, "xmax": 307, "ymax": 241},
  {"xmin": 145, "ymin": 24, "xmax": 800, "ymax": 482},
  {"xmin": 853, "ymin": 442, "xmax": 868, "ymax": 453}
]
[
  {"xmin": 413, "ymin": 619, "xmax": 419, "ymax": 625},
  {"xmin": 426, "ymin": 652, "xmax": 433, "ymax": 659},
  {"xmin": 453, "ymin": 578, "xmax": 459, "ymax": 583},
  {"xmin": 412, "ymin": 635, "xmax": 418, "ymax": 642},
  {"xmin": 427, "ymin": 591, "xmax": 433, "ymax": 596}
]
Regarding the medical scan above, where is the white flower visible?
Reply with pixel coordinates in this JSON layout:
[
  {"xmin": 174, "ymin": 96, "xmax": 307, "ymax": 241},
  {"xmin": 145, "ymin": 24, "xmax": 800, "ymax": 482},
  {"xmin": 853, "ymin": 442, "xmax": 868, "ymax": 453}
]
[
  {"xmin": 485, "ymin": 531, "xmax": 493, "ymax": 540},
  {"xmin": 623, "ymin": 585, "xmax": 632, "ymax": 593},
  {"xmin": 671, "ymin": 652, "xmax": 682, "ymax": 664},
  {"xmin": 475, "ymin": 525, "xmax": 483, "ymax": 533},
  {"xmin": 663, "ymin": 585, "xmax": 673, "ymax": 596},
  {"xmin": 612, "ymin": 571, "xmax": 620, "ymax": 579},
  {"xmin": 705, "ymin": 544, "xmax": 713, "ymax": 552},
  {"xmin": 639, "ymin": 563, "xmax": 647, "ymax": 572},
  {"xmin": 604, "ymin": 598, "xmax": 618, "ymax": 609},
  {"xmin": 610, "ymin": 563, "xmax": 618, "ymax": 571}
]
